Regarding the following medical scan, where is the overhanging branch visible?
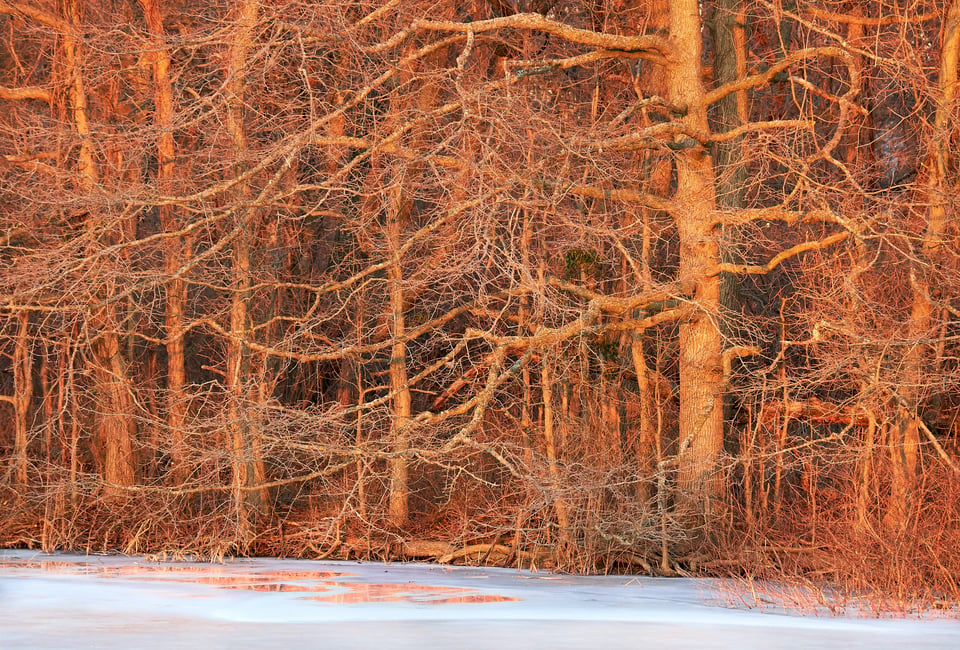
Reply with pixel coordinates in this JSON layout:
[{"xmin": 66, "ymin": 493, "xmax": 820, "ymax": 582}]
[
  {"xmin": 411, "ymin": 13, "xmax": 673, "ymax": 61},
  {"xmin": 0, "ymin": 85, "xmax": 51, "ymax": 102},
  {"xmin": 709, "ymin": 232, "xmax": 850, "ymax": 276},
  {"xmin": 704, "ymin": 47, "xmax": 858, "ymax": 108}
]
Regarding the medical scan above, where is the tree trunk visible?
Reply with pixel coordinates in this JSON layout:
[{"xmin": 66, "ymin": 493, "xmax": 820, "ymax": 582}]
[
  {"xmin": 91, "ymin": 330, "xmax": 138, "ymax": 489},
  {"xmin": 887, "ymin": 0, "xmax": 960, "ymax": 531},
  {"xmin": 711, "ymin": 0, "xmax": 748, "ymax": 384},
  {"xmin": 139, "ymin": 0, "xmax": 189, "ymax": 484},
  {"xmin": 12, "ymin": 310, "xmax": 32, "ymax": 486},
  {"xmin": 668, "ymin": 0, "xmax": 725, "ymax": 515},
  {"xmin": 224, "ymin": 0, "xmax": 268, "ymax": 526},
  {"xmin": 387, "ymin": 227, "xmax": 412, "ymax": 528},
  {"xmin": 629, "ymin": 0, "xmax": 670, "ymax": 507},
  {"xmin": 382, "ymin": 25, "xmax": 454, "ymax": 528},
  {"xmin": 710, "ymin": 0, "xmax": 748, "ymax": 209},
  {"xmin": 61, "ymin": 0, "xmax": 138, "ymax": 493},
  {"xmin": 542, "ymin": 356, "xmax": 572, "ymax": 550},
  {"xmin": 631, "ymin": 332, "xmax": 655, "ymax": 502}
]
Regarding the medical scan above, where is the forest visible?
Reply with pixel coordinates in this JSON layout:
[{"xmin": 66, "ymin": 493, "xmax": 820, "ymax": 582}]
[{"xmin": 1, "ymin": 0, "xmax": 959, "ymax": 604}]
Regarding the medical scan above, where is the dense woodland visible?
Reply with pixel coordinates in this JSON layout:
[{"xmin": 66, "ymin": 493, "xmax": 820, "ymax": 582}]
[{"xmin": 1, "ymin": 0, "xmax": 959, "ymax": 604}]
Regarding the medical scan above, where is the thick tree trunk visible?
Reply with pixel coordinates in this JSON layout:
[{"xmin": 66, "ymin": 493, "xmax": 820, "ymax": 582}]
[{"xmin": 668, "ymin": 0, "xmax": 725, "ymax": 515}]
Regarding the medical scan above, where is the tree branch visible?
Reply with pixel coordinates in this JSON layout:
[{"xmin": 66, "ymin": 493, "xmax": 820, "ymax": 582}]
[
  {"xmin": 411, "ymin": 13, "xmax": 673, "ymax": 61},
  {"xmin": 0, "ymin": 85, "xmax": 51, "ymax": 102},
  {"xmin": 0, "ymin": 1, "xmax": 69, "ymax": 32},
  {"xmin": 710, "ymin": 232, "xmax": 850, "ymax": 276},
  {"xmin": 704, "ymin": 47, "xmax": 856, "ymax": 108},
  {"xmin": 804, "ymin": 6, "xmax": 938, "ymax": 27},
  {"xmin": 709, "ymin": 119, "xmax": 813, "ymax": 143}
]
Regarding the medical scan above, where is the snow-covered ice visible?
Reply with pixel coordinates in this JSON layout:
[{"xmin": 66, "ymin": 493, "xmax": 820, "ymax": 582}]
[{"xmin": 1, "ymin": 550, "xmax": 957, "ymax": 649}]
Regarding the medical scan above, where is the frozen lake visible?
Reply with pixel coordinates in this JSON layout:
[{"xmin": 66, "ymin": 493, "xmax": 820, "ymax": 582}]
[{"xmin": 1, "ymin": 550, "xmax": 958, "ymax": 649}]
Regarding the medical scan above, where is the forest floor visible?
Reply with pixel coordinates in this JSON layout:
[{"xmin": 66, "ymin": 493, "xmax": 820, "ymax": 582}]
[{"xmin": 1, "ymin": 550, "xmax": 958, "ymax": 649}]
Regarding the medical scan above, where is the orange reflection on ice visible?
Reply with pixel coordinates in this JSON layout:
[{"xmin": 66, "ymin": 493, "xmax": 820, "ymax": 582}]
[
  {"xmin": 0, "ymin": 560, "xmax": 92, "ymax": 572},
  {"xmin": 192, "ymin": 575, "xmax": 274, "ymax": 585},
  {"xmin": 307, "ymin": 582, "xmax": 464, "ymax": 602},
  {"xmin": 0, "ymin": 559, "xmax": 518, "ymax": 604},
  {"xmin": 101, "ymin": 567, "xmax": 352, "ymax": 585},
  {"xmin": 95, "ymin": 565, "xmax": 222, "ymax": 578},
  {"xmin": 230, "ymin": 582, "xmax": 329, "ymax": 593},
  {"xmin": 301, "ymin": 582, "xmax": 518, "ymax": 604},
  {"xmin": 0, "ymin": 560, "xmax": 352, "ymax": 584},
  {"xmin": 425, "ymin": 594, "xmax": 520, "ymax": 604},
  {"xmin": 191, "ymin": 572, "xmax": 349, "ymax": 588},
  {"xmin": 257, "ymin": 570, "xmax": 352, "ymax": 580}
]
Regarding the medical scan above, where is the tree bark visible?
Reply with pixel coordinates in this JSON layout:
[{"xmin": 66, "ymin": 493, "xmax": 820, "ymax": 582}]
[
  {"xmin": 668, "ymin": 0, "xmax": 725, "ymax": 515},
  {"xmin": 382, "ymin": 23, "xmax": 455, "ymax": 528},
  {"xmin": 224, "ymin": 0, "xmax": 268, "ymax": 525},
  {"xmin": 12, "ymin": 310, "xmax": 32, "ymax": 486},
  {"xmin": 541, "ymin": 355, "xmax": 572, "ymax": 549},
  {"xmin": 387, "ymin": 187, "xmax": 413, "ymax": 528},
  {"xmin": 887, "ymin": 0, "xmax": 960, "ymax": 531},
  {"xmin": 710, "ymin": 0, "xmax": 748, "ymax": 209},
  {"xmin": 139, "ymin": 0, "xmax": 189, "ymax": 484},
  {"xmin": 62, "ymin": 0, "xmax": 138, "ymax": 493},
  {"xmin": 629, "ymin": 0, "xmax": 670, "ymax": 507}
]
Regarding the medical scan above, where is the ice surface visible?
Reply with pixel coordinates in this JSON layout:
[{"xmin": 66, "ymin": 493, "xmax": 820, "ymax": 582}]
[{"xmin": 1, "ymin": 550, "xmax": 957, "ymax": 649}]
